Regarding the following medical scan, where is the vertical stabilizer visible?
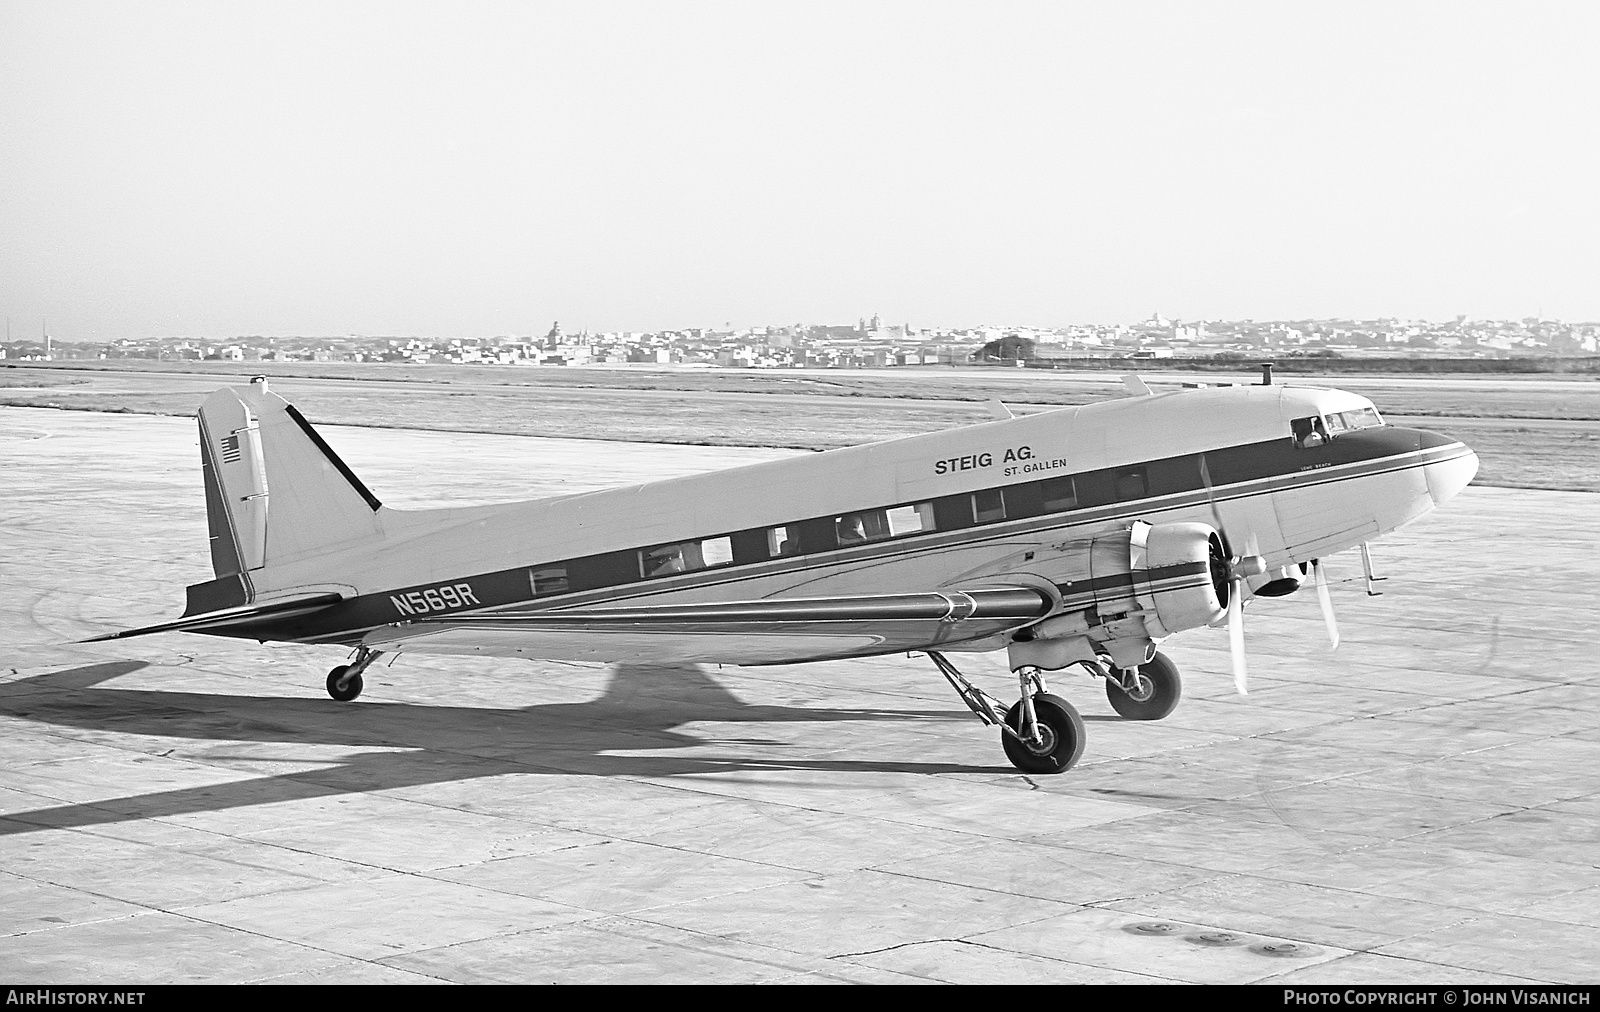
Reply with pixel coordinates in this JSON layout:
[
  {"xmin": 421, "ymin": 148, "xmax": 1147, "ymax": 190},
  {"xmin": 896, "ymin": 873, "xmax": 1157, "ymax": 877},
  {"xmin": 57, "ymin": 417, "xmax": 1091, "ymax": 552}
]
[{"xmin": 196, "ymin": 378, "xmax": 385, "ymax": 575}]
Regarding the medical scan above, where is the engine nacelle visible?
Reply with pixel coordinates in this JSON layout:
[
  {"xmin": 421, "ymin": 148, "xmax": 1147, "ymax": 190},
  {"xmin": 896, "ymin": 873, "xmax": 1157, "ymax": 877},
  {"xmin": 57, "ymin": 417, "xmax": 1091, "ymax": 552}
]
[
  {"xmin": 1132, "ymin": 522, "xmax": 1229, "ymax": 638},
  {"xmin": 1009, "ymin": 520, "xmax": 1228, "ymax": 671},
  {"xmin": 1254, "ymin": 563, "xmax": 1309, "ymax": 598}
]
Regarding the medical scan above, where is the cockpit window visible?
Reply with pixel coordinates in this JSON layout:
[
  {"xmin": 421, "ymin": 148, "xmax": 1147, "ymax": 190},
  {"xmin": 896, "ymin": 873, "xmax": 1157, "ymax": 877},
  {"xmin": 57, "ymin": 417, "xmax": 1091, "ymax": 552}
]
[
  {"xmin": 1290, "ymin": 415, "xmax": 1329, "ymax": 449},
  {"xmin": 1326, "ymin": 407, "xmax": 1383, "ymax": 433},
  {"xmin": 1294, "ymin": 406, "xmax": 1382, "ymax": 446}
]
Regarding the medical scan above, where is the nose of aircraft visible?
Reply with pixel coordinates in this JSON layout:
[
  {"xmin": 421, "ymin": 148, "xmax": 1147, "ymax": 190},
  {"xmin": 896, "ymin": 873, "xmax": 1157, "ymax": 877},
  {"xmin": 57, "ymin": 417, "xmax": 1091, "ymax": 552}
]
[{"xmin": 1415, "ymin": 429, "xmax": 1479, "ymax": 506}]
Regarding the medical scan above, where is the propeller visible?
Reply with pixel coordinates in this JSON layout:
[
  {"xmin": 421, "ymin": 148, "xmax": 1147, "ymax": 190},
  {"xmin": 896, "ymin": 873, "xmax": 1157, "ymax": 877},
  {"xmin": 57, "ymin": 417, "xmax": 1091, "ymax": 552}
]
[
  {"xmin": 1224, "ymin": 550, "xmax": 1266, "ymax": 693},
  {"xmin": 1226, "ymin": 577, "xmax": 1247, "ymax": 693},
  {"xmin": 1200, "ymin": 455, "xmax": 1266, "ymax": 694},
  {"xmin": 1312, "ymin": 558, "xmax": 1340, "ymax": 650}
]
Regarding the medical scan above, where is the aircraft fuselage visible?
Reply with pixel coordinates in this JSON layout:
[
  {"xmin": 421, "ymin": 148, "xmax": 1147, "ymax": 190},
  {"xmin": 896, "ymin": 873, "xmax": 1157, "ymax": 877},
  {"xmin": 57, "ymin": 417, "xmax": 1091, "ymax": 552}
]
[{"xmin": 189, "ymin": 381, "xmax": 1477, "ymax": 667}]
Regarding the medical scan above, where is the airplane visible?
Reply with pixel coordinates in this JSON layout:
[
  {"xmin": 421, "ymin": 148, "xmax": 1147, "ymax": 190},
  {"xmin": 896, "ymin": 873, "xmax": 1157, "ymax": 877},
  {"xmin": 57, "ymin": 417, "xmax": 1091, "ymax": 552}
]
[{"xmin": 84, "ymin": 366, "xmax": 1479, "ymax": 775}]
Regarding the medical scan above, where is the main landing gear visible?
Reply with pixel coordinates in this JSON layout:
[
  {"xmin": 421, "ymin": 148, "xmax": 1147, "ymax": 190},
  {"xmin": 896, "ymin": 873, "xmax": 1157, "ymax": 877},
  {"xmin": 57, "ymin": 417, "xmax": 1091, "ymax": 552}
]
[
  {"xmin": 326, "ymin": 646, "xmax": 383, "ymax": 702},
  {"xmin": 929, "ymin": 649, "xmax": 1186, "ymax": 773},
  {"xmin": 1103, "ymin": 651, "xmax": 1182, "ymax": 721},
  {"xmin": 930, "ymin": 652, "xmax": 1086, "ymax": 774}
]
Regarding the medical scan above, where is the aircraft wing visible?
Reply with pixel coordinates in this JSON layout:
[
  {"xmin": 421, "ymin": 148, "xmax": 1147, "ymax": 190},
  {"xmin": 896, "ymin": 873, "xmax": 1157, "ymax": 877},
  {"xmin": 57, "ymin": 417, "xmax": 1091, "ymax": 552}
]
[
  {"xmin": 362, "ymin": 586, "xmax": 1056, "ymax": 665},
  {"xmin": 411, "ymin": 587, "xmax": 1054, "ymax": 630}
]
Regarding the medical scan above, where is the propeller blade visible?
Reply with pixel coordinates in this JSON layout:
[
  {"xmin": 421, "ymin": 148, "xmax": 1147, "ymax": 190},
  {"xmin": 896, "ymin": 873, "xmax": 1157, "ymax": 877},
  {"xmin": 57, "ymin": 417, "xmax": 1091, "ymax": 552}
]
[
  {"xmin": 1198, "ymin": 455, "xmax": 1229, "ymax": 546},
  {"xmin": 1313, "ymin": 559, "xmax": 1340, "ymax": 650},
  {"xmin": 1228, "ymin": 576, "xmax": 1247, "ymax": 694}
]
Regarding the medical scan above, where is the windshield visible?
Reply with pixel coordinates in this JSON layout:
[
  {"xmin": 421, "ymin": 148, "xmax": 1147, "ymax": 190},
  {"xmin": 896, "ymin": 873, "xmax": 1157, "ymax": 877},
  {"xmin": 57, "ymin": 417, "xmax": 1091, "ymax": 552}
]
[{"xmin": 1324, "ymin": 406, "xmax": 1384, "ymax": 434}]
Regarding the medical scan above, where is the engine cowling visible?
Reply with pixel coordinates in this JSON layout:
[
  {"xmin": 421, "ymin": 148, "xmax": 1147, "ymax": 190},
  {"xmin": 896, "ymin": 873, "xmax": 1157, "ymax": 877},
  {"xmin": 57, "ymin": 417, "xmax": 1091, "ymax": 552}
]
[
  {"xmin": 1131, "ymin": 522, "xmax": 1230, "ymax": 638},
  {"xmin": 1008, "ymin": 520, "xmax": 1229, "ymax": 671}
]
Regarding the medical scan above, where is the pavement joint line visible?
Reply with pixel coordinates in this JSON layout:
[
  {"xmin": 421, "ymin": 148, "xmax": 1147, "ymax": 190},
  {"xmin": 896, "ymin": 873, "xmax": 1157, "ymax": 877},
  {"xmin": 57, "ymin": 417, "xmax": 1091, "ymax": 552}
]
[
  {"xmin": 6, "ymin": 861, "xmax": 390, "ymax": 946},
  {"xmin": 0, "ymin": 906, "xmax": 159, "ymax": 942},
  {"xmin": 161, "ymin": 901, "xmax": 513, "ymax": 968},
  {"xmin": 826, "ymin": 935, "xmax": 993, "ymax": 960},
  {"xmin": 875, "ymin": 859, "xmax": 1227, "ymax": 911},
  {"xmin": 523, "ymin": 915, "xmax": 841, "ymax": 978},
  {"xmin": 406, "ymin": 855, "xmax": 816, "ymax": 917},
  {"xmin": 244, "ymin": 962, "xmax": 456, "ymax": 985}
]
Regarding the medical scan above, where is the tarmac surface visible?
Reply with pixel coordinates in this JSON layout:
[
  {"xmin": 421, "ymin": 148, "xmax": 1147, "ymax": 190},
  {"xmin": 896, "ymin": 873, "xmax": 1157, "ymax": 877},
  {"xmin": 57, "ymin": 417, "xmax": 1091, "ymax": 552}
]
[{"xmin": 3, "ymin": 406, "xmax": 1598, "ymax": 984}]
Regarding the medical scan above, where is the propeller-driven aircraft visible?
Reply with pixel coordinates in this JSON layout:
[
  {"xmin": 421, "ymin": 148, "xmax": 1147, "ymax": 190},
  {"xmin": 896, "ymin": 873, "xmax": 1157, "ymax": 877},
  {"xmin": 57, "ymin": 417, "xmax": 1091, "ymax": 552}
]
[{"xmin": 86, "ymin": 368, "xmax": 1478, "ymax": 774}]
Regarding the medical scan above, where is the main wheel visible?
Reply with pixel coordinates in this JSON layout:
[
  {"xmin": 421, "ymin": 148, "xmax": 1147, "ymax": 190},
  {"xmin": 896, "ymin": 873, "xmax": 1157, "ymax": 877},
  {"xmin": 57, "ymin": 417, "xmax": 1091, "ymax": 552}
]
[
  {"xmin": 326, "ymin": 665, "xmax": 364, "ymax": 702},
  {"xmin": 1002, "ymin": 693, "xmax": 1086, "ymax": 774},
  {"xmin": 1104, "ymin": 651, "xmax": 1181, "ymax": 720}
]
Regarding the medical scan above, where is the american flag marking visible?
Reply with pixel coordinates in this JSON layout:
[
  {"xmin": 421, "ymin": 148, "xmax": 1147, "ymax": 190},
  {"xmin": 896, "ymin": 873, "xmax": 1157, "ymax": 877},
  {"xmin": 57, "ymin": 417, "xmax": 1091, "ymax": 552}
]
[{"xmin": 220, "ymin": 434, "xmax": 242, "ymax": 463}]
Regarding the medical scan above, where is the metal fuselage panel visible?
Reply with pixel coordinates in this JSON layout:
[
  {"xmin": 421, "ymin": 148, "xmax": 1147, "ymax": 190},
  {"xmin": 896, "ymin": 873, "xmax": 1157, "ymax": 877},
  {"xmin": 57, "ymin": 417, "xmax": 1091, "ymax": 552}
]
[{"xmin": 220, "ymin": 384, "xmax": 1478, "ymax": 664}]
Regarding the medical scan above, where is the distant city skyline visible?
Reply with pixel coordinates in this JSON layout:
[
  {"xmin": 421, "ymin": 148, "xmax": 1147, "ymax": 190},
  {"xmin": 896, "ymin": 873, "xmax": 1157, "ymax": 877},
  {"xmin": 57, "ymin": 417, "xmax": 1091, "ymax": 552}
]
[
  {"xmin": 4, "ymin": 2, "xmax": 1598, "ymax": 341},
  {"xmin": 10, "ymin": 312, "xmax": 1592, "ymax": 370},
  {"xmin": 9, "ymin": 310, "xmax": 1598, "ymax": 346}
]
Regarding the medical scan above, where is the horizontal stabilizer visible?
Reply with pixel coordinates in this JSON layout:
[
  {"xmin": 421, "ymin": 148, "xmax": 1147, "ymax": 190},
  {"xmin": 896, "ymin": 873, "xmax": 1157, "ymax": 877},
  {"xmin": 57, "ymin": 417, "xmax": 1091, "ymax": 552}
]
[{"xmin": 79, "ymin": 593, "xmax": 344, "ymax": 643}]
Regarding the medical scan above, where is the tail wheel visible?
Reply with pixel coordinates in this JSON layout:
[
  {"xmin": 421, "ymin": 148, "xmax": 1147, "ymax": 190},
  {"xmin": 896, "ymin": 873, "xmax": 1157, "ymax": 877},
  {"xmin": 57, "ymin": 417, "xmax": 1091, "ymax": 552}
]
[
  {"xmin": 326, "ymin": 665, "xmax": 364, "ymax": 702},
  {"xmin": 1105, "ymin": 651, "xmax": 1181, "ymax": 720},
  {"xmin": 1002, "ymin": 693, "xmax": 1086, "ymax": 774}
]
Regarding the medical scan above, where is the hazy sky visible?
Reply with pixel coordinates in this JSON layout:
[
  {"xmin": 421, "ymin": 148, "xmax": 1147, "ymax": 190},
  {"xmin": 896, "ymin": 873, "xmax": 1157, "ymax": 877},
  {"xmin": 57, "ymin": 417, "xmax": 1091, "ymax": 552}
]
[{"xmin": 3, "ymin": 1, "xmax": 1597, "ymax": 339}]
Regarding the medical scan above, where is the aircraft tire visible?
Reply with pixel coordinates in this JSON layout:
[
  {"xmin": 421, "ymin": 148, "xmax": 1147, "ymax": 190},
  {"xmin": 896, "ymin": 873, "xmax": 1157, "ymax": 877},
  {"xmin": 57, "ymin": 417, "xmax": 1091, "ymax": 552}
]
[
  {"xmin": 1104, "ymin": 651, "xmax": 1181, "ymax": 721},
  {"xmin": 1002, "ymin": 693, "xmax": 1086, "ymax": 774},
  {"xmin": 326, "ymin": 665, "xmax": 364, "ymax": 702}
]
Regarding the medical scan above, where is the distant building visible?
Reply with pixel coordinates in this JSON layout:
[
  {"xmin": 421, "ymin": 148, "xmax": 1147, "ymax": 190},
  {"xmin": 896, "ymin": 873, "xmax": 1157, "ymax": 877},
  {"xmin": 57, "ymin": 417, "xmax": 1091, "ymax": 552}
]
[{"xmin": 973, "ymin": 335, "xmax": 1035, "ymax": 363}]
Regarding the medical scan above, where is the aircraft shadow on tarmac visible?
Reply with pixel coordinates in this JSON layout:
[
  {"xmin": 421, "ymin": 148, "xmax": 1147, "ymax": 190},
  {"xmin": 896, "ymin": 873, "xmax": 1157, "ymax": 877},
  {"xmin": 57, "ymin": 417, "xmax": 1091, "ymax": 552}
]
[{"xmin": 0, "ymin": 659, "xmax": 1007, "ymax": 836}]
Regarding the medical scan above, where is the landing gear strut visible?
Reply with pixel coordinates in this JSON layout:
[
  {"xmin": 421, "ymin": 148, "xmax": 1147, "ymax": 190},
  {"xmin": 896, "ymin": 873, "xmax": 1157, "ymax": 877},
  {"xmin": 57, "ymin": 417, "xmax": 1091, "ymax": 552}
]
[
  {"xmin": 326, "ymin": 645, "xmax": 382, "ymax": 702},
  {"xmin": 928, "ymin": 652, "xmax": 1086, "ymax": 774}
]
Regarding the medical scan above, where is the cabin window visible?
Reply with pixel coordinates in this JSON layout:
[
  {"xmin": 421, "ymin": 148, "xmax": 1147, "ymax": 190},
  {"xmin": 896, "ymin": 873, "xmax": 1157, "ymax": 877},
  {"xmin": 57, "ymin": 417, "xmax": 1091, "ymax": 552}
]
[
  {"xmin": 1291, "ymin": 415, "xmax": 1329, "ymax": 449},
  {"xmin": 702, "ymin": 536, "xmax": 734, "ymax": 566},
  {"xmin": 836, "ymin": 503, "xmax": 936, "ymax": 545},
  {"xmin": 887, "ymin": 503, "xmax": 936, "ymax": 536},
  {"xmin": 836, "ymin": 509, "xmax": 888, "ymax": 545},
  {"xmin": 794, "ymin": 517, "xmax": 837, "ymax": 553},
  {"xmin": 932, "ymin": 495, "xmax": 977, "ymax": 531},
  {"xmin": 568, "ymin": 551, "xmax": 639, "ymax": 591},
  {"xmin": 640, "ymin": 535, "xmax": 734, "ymax": 578},
  {"xmin": 766, "ymin": 525, "xmax": 798, "ymax": 557},
  {"xmin": 1073, "ymin": 471, "xmax": 1115, "ymax": 508},
  {"xmin": 1113, "ymin": 466, "xmax": 1147, "ymax": 501},
  {"xmin": 971, "ymin": 488, "xmax": 1006, "ymax": 523},
  {"xmin": 529, "ymin": 565, "xmax": 569, "ymax": 596},
  {"xmin": 1039, "ymin": 475, "xmax": 1078, "ymax": 512}
]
